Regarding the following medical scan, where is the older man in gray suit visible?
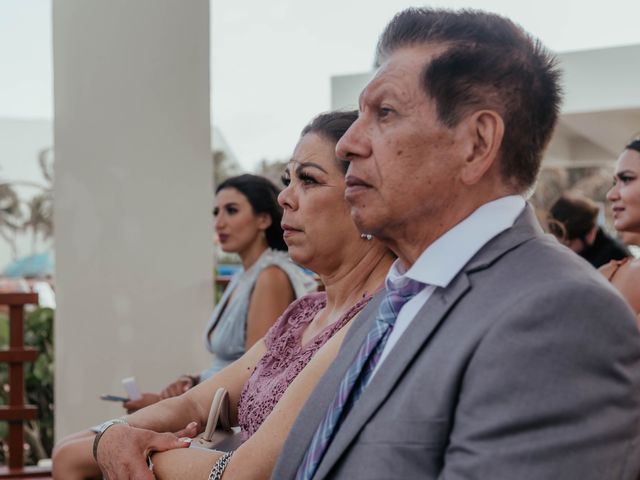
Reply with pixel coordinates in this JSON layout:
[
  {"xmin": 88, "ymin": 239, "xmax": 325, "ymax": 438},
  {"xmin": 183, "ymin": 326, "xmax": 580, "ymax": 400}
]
[{"xmin": 274, "ymin": 8, "xmax": 640, "ymax": 480}]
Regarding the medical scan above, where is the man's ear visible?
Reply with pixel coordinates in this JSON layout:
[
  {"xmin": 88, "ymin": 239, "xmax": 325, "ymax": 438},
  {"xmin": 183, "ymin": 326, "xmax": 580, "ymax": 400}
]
[
  {"xmin": 459, "ymin": 109, "xmax": 504, "ymax": 186},
  {"xmin": 257, "ymin": 212, "xmax": 272, "ymax": 231}
]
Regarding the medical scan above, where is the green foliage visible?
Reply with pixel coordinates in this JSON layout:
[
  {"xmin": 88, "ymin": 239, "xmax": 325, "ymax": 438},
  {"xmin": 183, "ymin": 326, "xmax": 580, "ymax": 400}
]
[{"xmin": 0, "ymin": 307, "xmax": 54, "ymax": 465}]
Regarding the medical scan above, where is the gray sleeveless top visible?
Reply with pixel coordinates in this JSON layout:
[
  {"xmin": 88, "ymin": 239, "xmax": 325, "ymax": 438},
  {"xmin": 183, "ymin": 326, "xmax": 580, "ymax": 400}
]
[{"xmin": 200, "ymin": 249, "xmax": 316, "ymax": 380}]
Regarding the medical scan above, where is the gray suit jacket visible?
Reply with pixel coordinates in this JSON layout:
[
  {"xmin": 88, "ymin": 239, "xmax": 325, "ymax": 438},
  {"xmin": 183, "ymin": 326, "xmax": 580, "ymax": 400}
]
[{"xmin": 273, "ymin": 206, "xmax": 640, "ymax": 479}]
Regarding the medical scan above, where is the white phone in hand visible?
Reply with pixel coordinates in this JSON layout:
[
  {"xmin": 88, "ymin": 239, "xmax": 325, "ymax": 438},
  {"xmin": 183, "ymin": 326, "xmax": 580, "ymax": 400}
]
[{"xmin": 122, "ymin": 377, "xmax": 142, "ymax": 401}]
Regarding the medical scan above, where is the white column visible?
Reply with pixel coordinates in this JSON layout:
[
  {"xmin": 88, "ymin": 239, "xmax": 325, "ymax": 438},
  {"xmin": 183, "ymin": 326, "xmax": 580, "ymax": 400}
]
[{"xmin": 53, "ymin": 0, "xmax": 212, "ymax": 439}]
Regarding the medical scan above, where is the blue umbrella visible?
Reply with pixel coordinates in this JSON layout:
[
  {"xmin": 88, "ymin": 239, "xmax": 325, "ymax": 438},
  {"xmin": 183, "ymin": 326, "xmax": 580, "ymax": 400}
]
[
  {"xmin": 2, "ymin": 252, "xmax": 54, "ymax": 278},
  {"xmin": 216, "ymin": 263, "xmax": 242, "ymax": 278}
]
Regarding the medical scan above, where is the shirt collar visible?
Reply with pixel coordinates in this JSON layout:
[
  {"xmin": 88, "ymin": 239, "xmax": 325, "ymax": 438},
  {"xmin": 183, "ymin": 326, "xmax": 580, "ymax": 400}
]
[{"xmin": 387, "ymin": 195, "xmax": 526, "ymax": 290}]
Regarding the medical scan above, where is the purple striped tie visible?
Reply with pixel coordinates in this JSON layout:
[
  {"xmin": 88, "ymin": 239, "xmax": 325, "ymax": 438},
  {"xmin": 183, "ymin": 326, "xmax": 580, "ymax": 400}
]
[{"xmin": 295, "ymin": 276, "xmax": 424, "ymax": 480}]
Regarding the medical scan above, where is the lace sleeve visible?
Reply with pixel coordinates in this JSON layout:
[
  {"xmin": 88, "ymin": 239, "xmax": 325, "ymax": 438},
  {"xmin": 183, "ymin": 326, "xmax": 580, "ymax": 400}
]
[{"xmin": 263, "ymin": 292, "xmax": 326, "ymax": 349}]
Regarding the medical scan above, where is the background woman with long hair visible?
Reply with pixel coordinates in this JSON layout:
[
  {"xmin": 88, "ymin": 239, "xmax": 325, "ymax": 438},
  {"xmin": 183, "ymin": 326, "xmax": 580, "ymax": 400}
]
[{"xmin": 600, "ymin": 138, "xmax": 640, "ymax": 320}]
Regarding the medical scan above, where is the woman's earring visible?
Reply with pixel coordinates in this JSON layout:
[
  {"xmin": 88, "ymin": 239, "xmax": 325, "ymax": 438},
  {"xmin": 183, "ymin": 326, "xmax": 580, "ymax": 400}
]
[{"xmin": 360, "ymin": 233, "xmax": 373, "ymax": 241}]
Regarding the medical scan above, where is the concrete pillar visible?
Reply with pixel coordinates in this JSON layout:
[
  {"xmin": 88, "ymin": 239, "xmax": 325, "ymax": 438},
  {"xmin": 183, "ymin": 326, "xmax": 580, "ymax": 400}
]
[{"xmin": 53, "ymin": 0, "xmax": 212, "ymax": 438}]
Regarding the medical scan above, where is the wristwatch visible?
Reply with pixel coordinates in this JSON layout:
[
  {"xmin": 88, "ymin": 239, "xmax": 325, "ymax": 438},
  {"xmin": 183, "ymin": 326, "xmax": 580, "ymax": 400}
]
[{"xmin": 92, "ymin": 418, "xmax": 128, "ymax": 461}]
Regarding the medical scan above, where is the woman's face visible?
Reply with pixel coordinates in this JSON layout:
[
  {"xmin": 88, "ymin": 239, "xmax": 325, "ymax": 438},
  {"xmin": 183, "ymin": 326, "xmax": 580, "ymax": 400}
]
[
  {"xmin": 607, "ymin": 148, "xmax": 640, "ymax": 233},
  {"xmin": 214, "ymin": 187, "xmax": 270, "ymax": 255},
  {"xmin": 278, "ymin": 133, "xmax": 359, "ymax": 273}
]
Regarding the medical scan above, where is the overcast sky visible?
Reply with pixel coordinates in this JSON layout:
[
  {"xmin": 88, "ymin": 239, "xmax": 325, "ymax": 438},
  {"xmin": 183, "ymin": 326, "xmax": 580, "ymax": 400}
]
[{"xmin": 3, "ymin": 0, "xmax": 640, "ymax": 171}]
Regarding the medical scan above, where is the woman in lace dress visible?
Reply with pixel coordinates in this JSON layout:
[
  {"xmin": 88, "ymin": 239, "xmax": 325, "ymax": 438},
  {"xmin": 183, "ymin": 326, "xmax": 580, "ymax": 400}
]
[
  {"xmin": 52, "ymin": 110, "xmax": 395, "ymax": 480},
  {"xmin": 599, "ymin": 138, "xmax": 640, "ymax": 320}
]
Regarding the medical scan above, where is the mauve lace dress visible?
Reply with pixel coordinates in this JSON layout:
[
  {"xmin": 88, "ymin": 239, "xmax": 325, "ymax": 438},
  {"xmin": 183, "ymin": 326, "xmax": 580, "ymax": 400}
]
[{"xmin": 237, "ymin": 291, "xmax": 372, "ymax": 436}]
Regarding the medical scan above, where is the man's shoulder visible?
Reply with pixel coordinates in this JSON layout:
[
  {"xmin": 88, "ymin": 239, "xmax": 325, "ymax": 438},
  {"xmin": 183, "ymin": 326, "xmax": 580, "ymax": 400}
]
[
  {"xmin": 463, "ymin": 231, "xmax": 631, "ymax": 325},
  {"xmin": 474, "ymin": 230, "xmax": 595, "ymax": 283}
]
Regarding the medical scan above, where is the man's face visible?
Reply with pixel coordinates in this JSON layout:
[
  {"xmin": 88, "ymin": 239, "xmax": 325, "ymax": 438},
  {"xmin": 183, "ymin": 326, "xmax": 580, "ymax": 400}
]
[{"xmin": 336, "ymin": 45, "xmax": 467, "ymax": 247}]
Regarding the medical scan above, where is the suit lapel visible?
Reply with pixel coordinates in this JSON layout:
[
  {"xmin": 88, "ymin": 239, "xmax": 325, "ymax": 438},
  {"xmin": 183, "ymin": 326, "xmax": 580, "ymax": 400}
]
[
  {"xmin": 465, "ymin": 204, "xmax": 544, "ymax": 273},
  {"xmin": 309, "ymin": 292, "xmax": 387, "ymax": 403},
  {"xmin": 273, "ymin": 292, "xmax": 385, "ymax": 479},
  {"xmin": 314, "ymin": 273, "xmax": 471, "ymax": 479},
  {"xmin": 314, "ymin": 204, "xmax": 543, "ymax": 479}
]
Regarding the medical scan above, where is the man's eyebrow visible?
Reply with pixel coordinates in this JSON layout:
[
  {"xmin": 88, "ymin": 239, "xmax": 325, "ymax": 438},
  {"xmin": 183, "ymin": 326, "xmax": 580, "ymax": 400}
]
[{"xmin": 358, "ymin": 83, "xmax": 399, "ymax": 110}]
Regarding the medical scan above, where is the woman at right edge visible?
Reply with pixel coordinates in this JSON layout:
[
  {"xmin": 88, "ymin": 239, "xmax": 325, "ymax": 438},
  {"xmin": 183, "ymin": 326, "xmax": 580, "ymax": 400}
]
[
  {"xmin": 52, "ymin": 110, "xmax": 395, "ymax": 479},
  {"xmin": 600, "ymin": 138, "xmax": 640, "ymax": 321}
]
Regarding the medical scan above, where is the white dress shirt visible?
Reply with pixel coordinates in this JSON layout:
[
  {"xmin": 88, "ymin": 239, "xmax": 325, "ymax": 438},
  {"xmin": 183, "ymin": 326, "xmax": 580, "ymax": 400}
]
[{"xmin": 370, "ymin": 195, "xmax": 526, "ymax": 379}]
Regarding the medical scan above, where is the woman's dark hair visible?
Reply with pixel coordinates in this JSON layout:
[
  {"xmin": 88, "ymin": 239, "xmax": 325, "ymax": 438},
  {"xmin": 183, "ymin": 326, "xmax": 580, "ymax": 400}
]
[
  {"xmin": 300, "ymin": 110, "xmax": 359, "ymax": 173},
  {"xmin": 216, "ymin": 174, "xmax": 287, "ymax": 251},
  {"xmin": 549, "ymin": 193, "xmax": 598, "ymax": 241},
  {"xmin": 626, "ymin": 138, "xmax": 640, "ymax": 154}
]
